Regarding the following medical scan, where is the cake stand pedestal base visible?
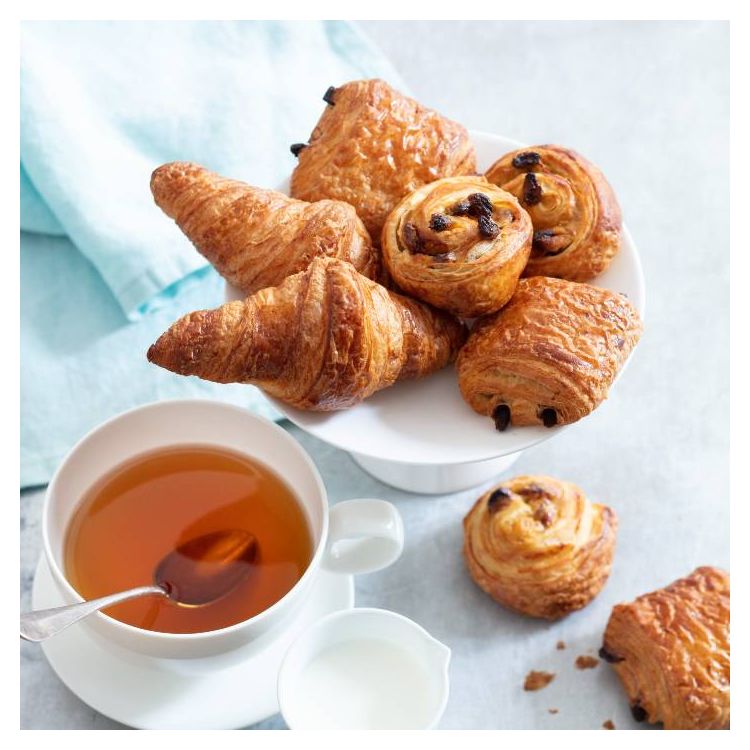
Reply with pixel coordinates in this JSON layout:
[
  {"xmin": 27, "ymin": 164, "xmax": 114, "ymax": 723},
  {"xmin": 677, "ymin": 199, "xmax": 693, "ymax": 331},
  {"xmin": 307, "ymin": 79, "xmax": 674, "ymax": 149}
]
[{"xmin": 349, "ymin": 451, "xmax": 522, "ymax": 494}]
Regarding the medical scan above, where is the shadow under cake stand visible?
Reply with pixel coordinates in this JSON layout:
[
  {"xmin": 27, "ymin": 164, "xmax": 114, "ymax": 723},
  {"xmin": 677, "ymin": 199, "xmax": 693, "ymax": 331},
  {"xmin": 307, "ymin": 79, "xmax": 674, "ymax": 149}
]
[{"xmin": 227, "ymin": 130, "xmax": 645, "ymax": 494}]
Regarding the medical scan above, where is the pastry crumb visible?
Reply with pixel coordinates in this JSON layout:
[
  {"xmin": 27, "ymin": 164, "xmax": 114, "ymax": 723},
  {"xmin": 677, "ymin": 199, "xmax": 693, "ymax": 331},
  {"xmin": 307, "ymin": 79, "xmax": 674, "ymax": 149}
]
[
  {"xmin": 602, "ymin": 720, "xmax": 615, "ymax": 730},
  {"xmin": 548, "ymin": 708, "xmax": 559, "ymax": 715},
  {"xmin": 523, "ymin": 670, "xmax": 556, "ymax": 691},
  {"xmin": 556, "ymin": 640, "xmax": 566, "ymax": 650},
  {"xmin": 575, "ymin": 655, "xmax": 599, "ymax": 670}
]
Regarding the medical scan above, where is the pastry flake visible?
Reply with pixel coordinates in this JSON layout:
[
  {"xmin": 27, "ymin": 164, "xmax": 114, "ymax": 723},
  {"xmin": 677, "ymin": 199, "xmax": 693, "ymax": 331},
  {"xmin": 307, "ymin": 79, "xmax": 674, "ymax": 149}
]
[
  {"xmin": 151, "ymin": 162, "xmax": 380, "ymax": 295},
  {"xmin": 485, "ymin": 145, "xmax": 621, "ymax": 281},
  {"xmin": 456, "ymin": 276, "xmax": 643, "ymax": 429},
  {"xmin": 601, "ymin": 566, "xmax": 730, "ymax": 730},
  {"xmin": 290, "ymin": 79, "xmax": 476, "ymax": 241},
  {"xmin": 147, "ymin": 257, "xmax": 466, "ymax": 411},
  {"xmin": 463, "ymin": 475, "xmax": 617, "ymax": 620},
  {"xmin": 381, "ymin": 176, "xmax": 532, "ymax": 318}
]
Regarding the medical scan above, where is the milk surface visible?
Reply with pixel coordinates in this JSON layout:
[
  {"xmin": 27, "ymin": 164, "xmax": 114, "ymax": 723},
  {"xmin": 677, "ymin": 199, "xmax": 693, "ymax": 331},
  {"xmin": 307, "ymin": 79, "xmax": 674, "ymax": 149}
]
[{"xmin": 290, "ymin": 638, "xmax": 437, "ymax": 729}]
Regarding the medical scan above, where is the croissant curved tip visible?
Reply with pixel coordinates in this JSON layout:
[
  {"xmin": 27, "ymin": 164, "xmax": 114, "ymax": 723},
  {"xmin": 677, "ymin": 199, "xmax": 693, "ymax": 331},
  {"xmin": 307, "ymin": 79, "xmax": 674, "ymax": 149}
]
[{"xmin": 150, "ymin": 161, "xmax": 210, "ymax": 211}]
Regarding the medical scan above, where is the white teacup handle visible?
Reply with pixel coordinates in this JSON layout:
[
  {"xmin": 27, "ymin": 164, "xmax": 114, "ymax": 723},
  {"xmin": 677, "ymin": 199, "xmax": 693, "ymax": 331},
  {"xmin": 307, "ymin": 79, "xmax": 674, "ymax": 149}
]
[{"xmin": 323, "ymin": 499, "xmax": 404, "ymax": 575}]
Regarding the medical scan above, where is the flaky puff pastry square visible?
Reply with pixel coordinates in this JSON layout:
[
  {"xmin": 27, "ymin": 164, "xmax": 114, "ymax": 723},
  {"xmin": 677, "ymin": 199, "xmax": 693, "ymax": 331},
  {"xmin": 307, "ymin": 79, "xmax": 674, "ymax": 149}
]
[
  {"xmin": 290, "ymin": 79, "xmax": 476, "ymax": 241},
  {"xmin": 601, "ymin": 566, "xmax": 730, "ymax": 730}
]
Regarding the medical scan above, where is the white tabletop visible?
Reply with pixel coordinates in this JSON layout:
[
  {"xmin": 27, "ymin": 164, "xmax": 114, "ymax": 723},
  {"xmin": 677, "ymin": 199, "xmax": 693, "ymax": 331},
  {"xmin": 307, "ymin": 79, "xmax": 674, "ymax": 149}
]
[{"xmin": 21, "ymin": 20, "xmax": 728, "ymax": 729}]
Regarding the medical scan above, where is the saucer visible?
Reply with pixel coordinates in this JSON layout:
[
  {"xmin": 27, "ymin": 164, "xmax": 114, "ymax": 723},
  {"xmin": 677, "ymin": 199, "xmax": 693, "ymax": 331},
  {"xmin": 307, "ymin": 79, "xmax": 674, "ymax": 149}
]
[{"xmin": 32, "ymin": 556, "xmax": 354, "ymax": 729}]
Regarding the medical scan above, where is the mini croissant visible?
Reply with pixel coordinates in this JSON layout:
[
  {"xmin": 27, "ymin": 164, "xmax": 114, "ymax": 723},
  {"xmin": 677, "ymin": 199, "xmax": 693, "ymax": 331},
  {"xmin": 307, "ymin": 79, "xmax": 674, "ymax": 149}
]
[
  {"xmin": 151, "ymin": 162, "xmax": 380, "ymax": 295},
  {"xmin": 147, "ymin": 257, "xmax": 467, "ymax": 410}
]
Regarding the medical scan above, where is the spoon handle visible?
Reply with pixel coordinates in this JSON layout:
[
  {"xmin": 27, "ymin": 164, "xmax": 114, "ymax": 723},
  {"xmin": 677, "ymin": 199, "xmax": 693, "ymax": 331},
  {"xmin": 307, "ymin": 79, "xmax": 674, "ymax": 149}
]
[{"xmin": 20, "ymin": 585, "xmax": 166, "ymax": 642}]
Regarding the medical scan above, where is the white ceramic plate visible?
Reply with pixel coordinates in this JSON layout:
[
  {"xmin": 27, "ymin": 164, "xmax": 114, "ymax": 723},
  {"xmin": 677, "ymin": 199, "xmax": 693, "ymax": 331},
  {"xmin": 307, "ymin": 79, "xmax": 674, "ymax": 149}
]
[
  {"xmin": 33, "ymin": 556, "xmax": 354, "ymax": 729},
  {"xmin": 229, "ymin": 131, "xmax": 645, "ymax": 466}
]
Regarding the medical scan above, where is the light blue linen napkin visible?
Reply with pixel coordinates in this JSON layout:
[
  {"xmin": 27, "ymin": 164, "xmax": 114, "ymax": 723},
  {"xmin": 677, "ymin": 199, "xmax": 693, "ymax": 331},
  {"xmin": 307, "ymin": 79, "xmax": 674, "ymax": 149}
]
[{"xmin": 21, "ymin": 21, "xmax": 405, "ymax": 488}]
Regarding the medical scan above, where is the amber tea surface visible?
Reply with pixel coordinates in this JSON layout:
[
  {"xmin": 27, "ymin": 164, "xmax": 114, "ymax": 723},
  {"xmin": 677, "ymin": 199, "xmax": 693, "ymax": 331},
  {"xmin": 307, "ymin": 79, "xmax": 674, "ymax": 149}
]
[{"xmin": 64, "ymin": 445, "xmax": 313, "ymax": 633}]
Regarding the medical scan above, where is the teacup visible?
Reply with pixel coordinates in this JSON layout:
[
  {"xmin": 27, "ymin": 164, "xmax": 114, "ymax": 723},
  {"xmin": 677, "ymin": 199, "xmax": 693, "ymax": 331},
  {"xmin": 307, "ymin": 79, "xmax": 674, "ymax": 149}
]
[{"xmin": 42, "ymin": 400, "xmax": 404, "ymax": 667}]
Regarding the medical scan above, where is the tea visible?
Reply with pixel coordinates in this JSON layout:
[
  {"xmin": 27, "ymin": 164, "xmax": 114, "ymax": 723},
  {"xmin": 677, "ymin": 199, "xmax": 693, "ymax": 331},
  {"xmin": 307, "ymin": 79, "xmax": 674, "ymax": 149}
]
[{"xmin": 64, "ymin": 445, "xmax": 313, "ymax": 634}]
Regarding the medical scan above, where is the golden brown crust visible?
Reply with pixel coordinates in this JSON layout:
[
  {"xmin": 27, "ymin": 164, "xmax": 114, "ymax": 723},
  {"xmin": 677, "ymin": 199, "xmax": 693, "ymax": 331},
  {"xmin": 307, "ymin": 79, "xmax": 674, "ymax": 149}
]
[
  {"xmin": 485, "ymin": 145, "xmax": 622, "ymax": 281},
  {"xmin": 147, "ymin": 257, "xmax": 466, "ymax": 411},
  {"xmin": 381, "ymin": 176, "xmax": 532, "ymax": 318},
  {"xmin": 456, "ymin": 276, "xmax": 643, "ymax": 429},
  {"xmin": 601, "ymin": 567, "xmax": 730, "ymax": 730},
  {"xmin": 463, "ymin": 475, "xmax": 617, "ymax": 620},
  {"xmin": 151, "ymin": 162, "xmax": 380, "ymax": 294},
  {"xmin": 290, "ymin": 79, "xmax": 476, "ymax": 241}
]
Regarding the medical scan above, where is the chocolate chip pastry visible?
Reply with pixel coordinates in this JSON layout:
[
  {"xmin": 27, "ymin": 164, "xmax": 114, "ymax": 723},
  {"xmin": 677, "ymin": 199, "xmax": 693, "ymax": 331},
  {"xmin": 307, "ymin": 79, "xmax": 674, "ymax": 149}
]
[
  {"xmin": 485, "ymin": 145, "xmax": 622, "ymax": 281},
  {"xmin": 381, "ymin": 176, "xmax": 532, "ymax": 318},
  {"xmin": 601, "ymin": 566, "xmax": 730, "ymax": 730},
  {"xmin": 290, "ymin": 79, "xmax": 476, "ymax": 241},
  {"xmin": 456, "ymin": 276, "xmax": 642, "ymax": 430},
  {"xmin": 463, "ymin": 475, "xmax": 617, "ymax": 619}
]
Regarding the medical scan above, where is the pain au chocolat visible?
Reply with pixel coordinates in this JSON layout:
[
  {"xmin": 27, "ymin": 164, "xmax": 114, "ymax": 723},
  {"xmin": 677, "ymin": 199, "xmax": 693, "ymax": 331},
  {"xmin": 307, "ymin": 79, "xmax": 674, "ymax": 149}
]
[
  {"xmin": 601, "ymin": 566, "xmax": 730, "ymax": 730},
  {"xmin": 456, "ymin": 276, "xmax": 642, "ymax": 431},
  {"xmin": 290, "ymin": 79, "xmax": 476, "ymax": 241}
]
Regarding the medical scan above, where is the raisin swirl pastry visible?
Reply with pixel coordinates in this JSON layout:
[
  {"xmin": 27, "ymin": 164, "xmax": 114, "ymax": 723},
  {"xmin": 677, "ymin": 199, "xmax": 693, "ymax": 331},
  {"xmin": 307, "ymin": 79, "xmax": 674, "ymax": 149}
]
[
  {"xmin": 601, "ymin": 567, "xmax": 730, "ymax": 730},
  {"xmin": 151, "ymin": 162, "xmax": 380, "ymax": 295},
  {"xmin": 463, "ymin": 475, "xmax": 617, "ymax": 619},
  {"xmin": 290, "ymin": 79, "xmax": 476, "ymax": 241},
  {"xmin": 485, "ymin": 145, "xmax": 622, "ymax": 281},
  {"xmin": 148, "ymin": 257, "xmax": 466, "ymax": 411},
  {"xmin": 381, "ymin": 177, "xmax": 533, "ymax": 318},
  {"xmin": 457, "ymin": 276, "xmax": 643, "ymax": 430}
]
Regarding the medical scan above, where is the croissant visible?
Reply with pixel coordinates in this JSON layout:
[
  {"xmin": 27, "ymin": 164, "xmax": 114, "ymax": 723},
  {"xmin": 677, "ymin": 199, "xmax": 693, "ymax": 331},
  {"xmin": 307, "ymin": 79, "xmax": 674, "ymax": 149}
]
[
  {"xmin": 457, "ymin": 276, "xmax": 642, "ymax": 431},
  {"xmin": 150, "ymin": 162, "xmax": 380, "ymax": 295},
  {"xmin": 381, "ymin": 176, "xmax": 532, "ymax": 318},
  {"xmin": 485, "ymin": 145, "xmax": 622, "ymax": 281},
  {"xmin": 601, "ymin": 567, "xmax": 730, "ymax": 730},
  {"xmin": 290, "ymin": 79, "xmax": 476, "ymax": 241},
  {"xmin": 147, "ymin": 257, "xmax": 467, "ymax": 410},
  {"xmin": 463, "ymin": 475, "xmax": 617, "ymax": 619}
]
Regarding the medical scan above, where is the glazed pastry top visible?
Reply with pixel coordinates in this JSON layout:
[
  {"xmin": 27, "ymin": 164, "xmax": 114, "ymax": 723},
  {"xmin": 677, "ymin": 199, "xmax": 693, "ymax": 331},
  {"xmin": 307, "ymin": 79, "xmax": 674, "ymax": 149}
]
[
  {"xmin": 291, "ymin": 79, "xmax": 476, "ymax": 240},
  {"xmin": 485, "ymin": 145, "xmax": 621, "ymax": 281}
]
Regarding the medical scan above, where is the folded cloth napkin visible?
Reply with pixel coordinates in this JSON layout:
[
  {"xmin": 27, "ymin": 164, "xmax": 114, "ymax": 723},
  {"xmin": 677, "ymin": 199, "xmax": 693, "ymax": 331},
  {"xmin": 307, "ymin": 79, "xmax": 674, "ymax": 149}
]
[{"xmin": 21, "ymin": 20, "xmax": 405, "ymax": 488}]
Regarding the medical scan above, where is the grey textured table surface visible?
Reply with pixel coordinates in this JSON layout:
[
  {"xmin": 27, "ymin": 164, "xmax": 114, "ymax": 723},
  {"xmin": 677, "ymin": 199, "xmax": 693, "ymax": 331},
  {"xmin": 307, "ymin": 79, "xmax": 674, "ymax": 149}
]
[{"xmin": 21, "ymin": 20, "xmax": 728, "ymax": 729}]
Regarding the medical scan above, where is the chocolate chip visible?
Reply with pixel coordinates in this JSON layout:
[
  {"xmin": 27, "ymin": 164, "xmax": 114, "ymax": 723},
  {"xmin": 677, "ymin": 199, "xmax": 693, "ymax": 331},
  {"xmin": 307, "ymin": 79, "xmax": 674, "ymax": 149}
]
[
  {"xmin": 598, "ymin": 646, "xmax": 624, "ymax": 664},
  {"xmin": 630, "ymin": 703, "xmax": 648, "ymax": 723},
  {"xmin": 290, "ymin": 143, "xmax": 308, "ymax": 157},
  {"xmin": 478, "ymin": 215, "xmax": 499, "ymax": 239},
  {"xmin": 532, "ymin": 230, "xmax": 569, "ymax": 256},
  {"xmin": 429, "ymin": 213, "xmax": 452, "ymax": 232},
  {"xmin": 450, "ymin": 200, "xmax": 471, "ymax": 216},
  {"xmin": 493, "ymin": 404, "xmax": 511, "ymax": 431},
  {"xmin": 402, "ymin": 222, "xmax": 423, "ymax": 252},
  {"xmin": 512, "ymin": 151, "xmax": 541, "ymax": 169},
  {"xmin": 540, "ymin": 408, "xmax": 558, "ymax": 428},
  {"xmin": 467, "ymin": 192, "xmax": 494, "ymax": 218},
  {"xmin": 523, "ymin": 173, "xmax": 543, "ymax": 205},
  {"xmin": 487, "ymin": 487, "xmax": 512, "ymax": 513},
  {"xmin": 323, "ymin": 86, "xmax": 336, "ymax": 105}
]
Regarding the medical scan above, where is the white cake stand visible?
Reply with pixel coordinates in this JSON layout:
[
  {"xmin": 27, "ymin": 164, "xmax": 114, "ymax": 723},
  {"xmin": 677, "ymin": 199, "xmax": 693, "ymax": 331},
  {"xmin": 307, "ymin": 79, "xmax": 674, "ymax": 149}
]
[{"xmin": 228, "ymin": 131, "xmax": 645, "ymax": 494}]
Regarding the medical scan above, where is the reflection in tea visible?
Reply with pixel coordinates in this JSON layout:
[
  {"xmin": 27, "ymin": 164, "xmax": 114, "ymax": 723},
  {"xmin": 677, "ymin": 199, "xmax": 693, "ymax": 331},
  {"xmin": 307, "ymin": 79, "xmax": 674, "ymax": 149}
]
[{"xmin": 64, "ymin": 445, "xmax": 313, "ymax": 633}]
